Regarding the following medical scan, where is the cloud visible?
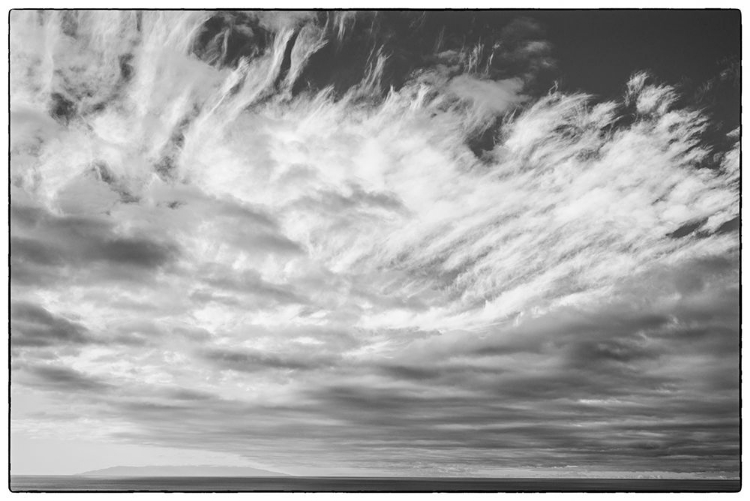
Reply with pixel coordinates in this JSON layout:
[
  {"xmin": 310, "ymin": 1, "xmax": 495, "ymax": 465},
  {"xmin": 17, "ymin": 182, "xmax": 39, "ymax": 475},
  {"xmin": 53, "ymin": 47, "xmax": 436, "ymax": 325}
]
[
  {"xmin": 448, "ymin": 76, "xmax": 526, "ymax": 115},
  {"xmin": 11, "ymin": 302, "xmax": 93, "ymax": 348},
  {"xmin": 20, "ymin": 364, "xmax": 115, "ymax": 392},
  {"xmin": 9, "ymin": 11, "xmax": 739, "ymax": 478},
  {"xmin": 202, "ymin": 345, "xmax": 340, "ymax": 374},
  {"xmin": 10, "ymin": 199, "xmax": 179, "ymax": 285}
]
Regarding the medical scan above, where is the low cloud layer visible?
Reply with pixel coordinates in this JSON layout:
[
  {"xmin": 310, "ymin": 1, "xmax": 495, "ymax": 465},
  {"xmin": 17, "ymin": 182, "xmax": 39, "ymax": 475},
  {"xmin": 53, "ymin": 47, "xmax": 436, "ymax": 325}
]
[{"xmin": 9, "ymin": 11, "xmax": 739, "ymax": 478}]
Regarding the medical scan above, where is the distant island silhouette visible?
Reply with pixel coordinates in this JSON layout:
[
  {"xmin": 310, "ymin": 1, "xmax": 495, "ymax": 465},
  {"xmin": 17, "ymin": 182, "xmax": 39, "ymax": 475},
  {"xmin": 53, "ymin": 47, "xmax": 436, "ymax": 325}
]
[{"xmin": 79, "ymin": 465, "xmax": 289, "ymax": 477}]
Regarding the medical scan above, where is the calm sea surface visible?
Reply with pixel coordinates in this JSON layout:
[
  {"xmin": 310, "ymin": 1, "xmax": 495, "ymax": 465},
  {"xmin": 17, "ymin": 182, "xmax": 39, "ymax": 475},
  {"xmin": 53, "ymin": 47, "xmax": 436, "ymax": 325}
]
[{"xmin": 9, "ymin": 476, "xmax": 741, "ymax": 492}]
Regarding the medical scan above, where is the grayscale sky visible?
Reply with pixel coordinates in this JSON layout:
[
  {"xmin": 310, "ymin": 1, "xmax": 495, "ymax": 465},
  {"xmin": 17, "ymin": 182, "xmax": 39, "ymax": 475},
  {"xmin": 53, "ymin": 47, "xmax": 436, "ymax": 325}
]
[{"xmin": 9, "ymin": 9, "xmax": 740, "ymax": 478}]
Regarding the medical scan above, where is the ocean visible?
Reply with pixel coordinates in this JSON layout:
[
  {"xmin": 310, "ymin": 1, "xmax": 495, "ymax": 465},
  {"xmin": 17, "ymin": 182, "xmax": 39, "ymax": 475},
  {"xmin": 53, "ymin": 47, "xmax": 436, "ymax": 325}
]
[{"xmin": 9, "ymin": 476, "xmax": 741, "ymax": 492}]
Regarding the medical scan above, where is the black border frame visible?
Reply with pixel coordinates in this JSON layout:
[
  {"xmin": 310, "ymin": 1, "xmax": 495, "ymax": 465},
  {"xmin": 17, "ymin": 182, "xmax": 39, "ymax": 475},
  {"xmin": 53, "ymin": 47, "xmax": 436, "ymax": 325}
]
[{"xmin": 6, "ymin": 7, "xmax": 743, "ymax": 493}]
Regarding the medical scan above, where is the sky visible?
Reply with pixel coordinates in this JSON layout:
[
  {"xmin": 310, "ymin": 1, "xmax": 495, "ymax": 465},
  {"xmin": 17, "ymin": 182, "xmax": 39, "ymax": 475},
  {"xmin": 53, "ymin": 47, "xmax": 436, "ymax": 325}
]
[{"xmin": 8, "ymin": 10, "xmax": 740, "ymax": 478}]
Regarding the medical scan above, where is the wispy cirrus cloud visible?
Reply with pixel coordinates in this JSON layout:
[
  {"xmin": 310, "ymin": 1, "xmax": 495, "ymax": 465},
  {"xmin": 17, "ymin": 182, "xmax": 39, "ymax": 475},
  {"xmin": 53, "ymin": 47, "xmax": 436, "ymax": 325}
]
[{"xmin": 9, "ymin": 10, "xmax": 739, "ymax": 478}]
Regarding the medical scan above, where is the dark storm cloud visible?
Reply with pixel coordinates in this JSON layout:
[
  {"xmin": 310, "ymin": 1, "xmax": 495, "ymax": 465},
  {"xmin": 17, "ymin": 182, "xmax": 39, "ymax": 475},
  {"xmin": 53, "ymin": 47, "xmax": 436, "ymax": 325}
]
[
  {"xmin": 111, "ymin": 383, "xmax": 734, "ymax": 476},
  {"xmin": 9, "ymin": 302, "xmax": 175, "ymax": 362},
  {"xmin": 295, "ymin": 383, "xmax": 732, "ymax": 474},
  {"xmin": 10, "ymin": 301, "xmax": 93, "ymax": 348},
  {"xmin": 297, "ymin": 379, "xmax": 737, "ymax": 474},
  {"xmin": 383, "ymin": 286, "xmax": 738, "ymax": 402},
  {"xmin": 10, "ymin": 236, "xmax": 64, "ymax": 266},
  {"xmin": 21, "ymin": 364, "xmax": 114, "ymax": 392},
  {"xmin": 274, "ymin": 275, "xmax": 736, "ymax": 473},
  {"xmin": 10, "ymin": 200, "xmax": 179, "ymax": 286},
  {"xmin": 94, "ymin": 237, "xmax": 174, "ymax": 268}
]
